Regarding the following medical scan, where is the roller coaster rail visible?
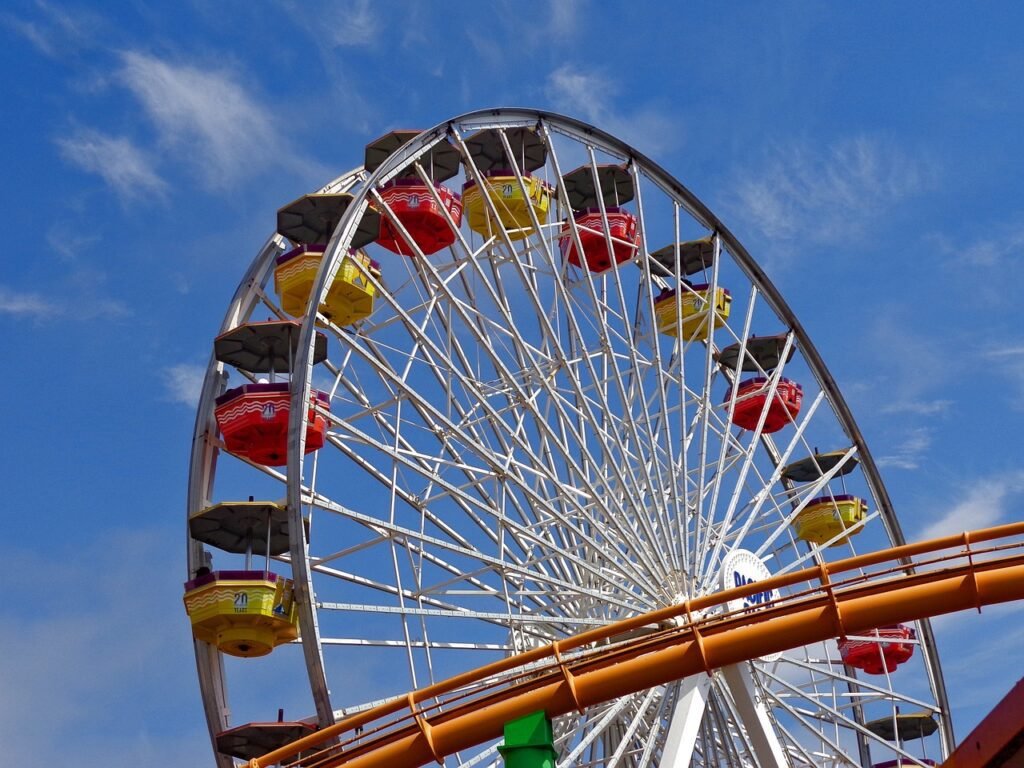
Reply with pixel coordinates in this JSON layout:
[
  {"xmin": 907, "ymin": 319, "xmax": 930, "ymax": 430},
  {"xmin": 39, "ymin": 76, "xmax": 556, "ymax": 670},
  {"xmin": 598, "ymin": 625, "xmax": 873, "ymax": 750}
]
[{"xmin": 245, "ymin": 520, "xmax": 1024, "ymax": 768}]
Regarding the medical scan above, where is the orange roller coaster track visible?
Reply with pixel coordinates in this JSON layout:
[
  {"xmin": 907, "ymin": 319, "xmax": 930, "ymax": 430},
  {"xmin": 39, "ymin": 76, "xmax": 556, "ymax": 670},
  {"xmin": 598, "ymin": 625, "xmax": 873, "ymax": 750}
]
[{"xmin": 249, "ymin": 521, "xmax": 1024, "ymax": 768}]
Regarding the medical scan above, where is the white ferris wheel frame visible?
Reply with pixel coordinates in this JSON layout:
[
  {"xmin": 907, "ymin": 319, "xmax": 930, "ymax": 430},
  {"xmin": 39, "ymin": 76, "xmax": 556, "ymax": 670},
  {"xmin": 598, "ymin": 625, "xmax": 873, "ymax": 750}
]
[{"xmin": 186, "ymin": 108, "xmax": 952, "ymax": 768}]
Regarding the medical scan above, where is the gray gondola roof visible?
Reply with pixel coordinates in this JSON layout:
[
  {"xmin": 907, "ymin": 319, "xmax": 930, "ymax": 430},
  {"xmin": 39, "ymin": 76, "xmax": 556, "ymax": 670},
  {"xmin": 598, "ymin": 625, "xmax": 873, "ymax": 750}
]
[
  {"xmin": 214, "ymin": 320, "xmax": 327, "ymax": 374},
  {"xmin": 189, "ymin": 501, "xmax": 297, "ymax": 557},
  {"xmin": 463, "ymin": 127, "xmax": 547, "ymax": 174},
  {"xmin": 277, "ymin": 193, "xmax": 379, "ymax": 248},
  {"xmin": 364, "ymin": 129, "xmax": 461, "ymax": 183},
  {"xmin": 781, "ymin": 450, "xmax": 859, "ymax": 483},
  {"xmin": 560, "ymin": 163, "xmax": 635, "ymax": 211}
]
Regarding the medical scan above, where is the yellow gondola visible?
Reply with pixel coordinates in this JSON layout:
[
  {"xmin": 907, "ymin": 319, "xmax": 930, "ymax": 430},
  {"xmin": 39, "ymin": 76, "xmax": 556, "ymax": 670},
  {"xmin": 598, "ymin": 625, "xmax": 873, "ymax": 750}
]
[
  {"xmin": 793, "ymin": 495, "xmax": 867, "ymax": 546},
  {"xmin": 462, "ymin": 171, "xmax": 552, "ymax": 241},
  {"xmin": 273, "ymin": 245, "xmax": 381, "ymax": 325},
  {"xmin": 654, "ymin": 284, "xmax": 731, "ymax": 340},
  {"xmin": 183, "ymin": 570, "xmax": 298, "ymax": 657}
]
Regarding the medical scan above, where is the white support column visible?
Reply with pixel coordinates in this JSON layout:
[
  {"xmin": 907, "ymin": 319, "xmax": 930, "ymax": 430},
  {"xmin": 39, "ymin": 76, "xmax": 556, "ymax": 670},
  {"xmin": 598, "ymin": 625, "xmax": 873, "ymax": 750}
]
[
  {"xmin": 661, "ymin": 675, "xmax": 713, "ymax": 768},
  {"xmin": 721, "ymin": 662, "xmax": 788, "ymax": 767}
]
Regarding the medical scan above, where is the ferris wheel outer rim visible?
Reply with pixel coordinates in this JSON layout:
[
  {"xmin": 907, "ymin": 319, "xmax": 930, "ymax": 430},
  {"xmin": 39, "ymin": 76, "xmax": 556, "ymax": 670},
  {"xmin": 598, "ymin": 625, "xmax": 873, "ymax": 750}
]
[
  {"xmin": 185, "ymin": 170, "xmax": 365, "ymax": 753},
  {"xmin": 184, "ymin": 109, "xmax": 952, "ymax": 762},
  {"xmin": 187, "ymin": 233, "xmax": 287, "ymax": 768}
]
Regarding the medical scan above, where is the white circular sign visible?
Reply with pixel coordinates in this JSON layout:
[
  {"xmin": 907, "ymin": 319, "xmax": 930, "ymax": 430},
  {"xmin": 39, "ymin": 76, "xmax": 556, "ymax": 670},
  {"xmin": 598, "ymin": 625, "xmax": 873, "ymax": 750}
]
[{"xmin": 720, "ymin": 549, "xmax": 782, "ymax": 662}]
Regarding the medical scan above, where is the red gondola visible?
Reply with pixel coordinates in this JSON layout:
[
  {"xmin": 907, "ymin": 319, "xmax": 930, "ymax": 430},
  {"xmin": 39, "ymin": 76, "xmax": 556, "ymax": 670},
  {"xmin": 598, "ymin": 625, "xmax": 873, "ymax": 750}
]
[
  {"xmin": 838, "ymin": 624, "xmax": 916, "ymax": 675},
  {"xmin": 726, "ymin": 377, "xmax": 802, "ymax": 433},
  {"xmin": 376, "ymin": 179, "xmax": 463, "ymax": 256},
  {"xmin": 214, "ymin": 382, "xmax": 329, "ymax": 466},
  {"xmin": 560, "ymin": 207, "xmax": 639, "ymax": 273}
]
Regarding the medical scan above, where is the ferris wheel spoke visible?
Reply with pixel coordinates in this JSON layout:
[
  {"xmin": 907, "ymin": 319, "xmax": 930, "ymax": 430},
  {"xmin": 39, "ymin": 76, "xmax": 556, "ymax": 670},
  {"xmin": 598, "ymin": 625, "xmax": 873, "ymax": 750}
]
[
  {"xmin": 363, "ymin": 259, "xmax": 665, "ymax": 580},
  {"xmin": 307, "ymin": 561, "xmax": 472, "ymax": 618},
  {"xmin": 627, "ymin": 217, "xmax": 690, "ymax": 582},
  {"xmin": 700, "ymin": 385, "xmax": 824, "ymax": 579},
  {"xmin": 317, "ymin": 430, "xmax": 509, "ymax": 569},
  {"xmin": 689, "ymin": 237, "xmax": 726, "ymax": 581},
  {"xmin": 325, "ymin": 418, "xmax": 504, "ymax": 531},
  {"xmin": 451, "ymin": 741, "xmax": 503, "ymax": 768},
  {"xmin": 305, "ymin": 493, "xmax": 640, "ymax": 612},
  {"xmin": 601, "ymin": 687, "xmax": 663, "ymax": 768},
  {"xmin": 704, "ymin": 330, "xmax": 798, "ymax": 556},
  {"xmin": 565, "ymin": 305, "xmax": 663, "ymax": 530},
  {"xmin": 316, "ymin": 601, "xmax": 610, "ymax": 627},
  {"xmin": 698, "ymin": 280, "xmax": 763, "ymax": 577},
  {"xmin": 773, "ymin": 656, "xmax": 940, "ymax": 715},
  {"xmin": 558, "ymin": 695, "xmax": 637, "ymax": 767},
  {"xmin": 752, "ymin": 446, "xmax": 860, "ymax": 563},
  {"xmin": 706, "ymin": 687, "xmax": 756, "ymax": 767},
  {"xmin": 754, "ymin": 665, "xmax": 903, "ymax": 767},
  {"xmin": 325, "ymin": 351, "xmax": 494, "ymax": 518},
  {"xmin": 317, "ymin": 637, "xmax": 511, "ymax": 652},
  {"xmin": 540, "ymin": 142, "xmax": 673, "ymax": 566}
]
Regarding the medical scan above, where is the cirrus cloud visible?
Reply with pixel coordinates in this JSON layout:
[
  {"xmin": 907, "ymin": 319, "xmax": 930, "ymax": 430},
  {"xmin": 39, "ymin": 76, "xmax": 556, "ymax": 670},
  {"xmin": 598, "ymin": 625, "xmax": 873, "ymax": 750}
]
[
  {"xmin": 544, "ymin": 64, "xmax": 678, "ymax": 155},
  {"xmin": 921, "ymin": 471, "xmax": 1024, "ymax": 540},
  {"xmin": 0, "ymin": 285, "xmax": 58, "ymax": 318},
  {"xmin": 729, "ymin": 136, "xmax": 935, "ymax": 246},
  {"xmin": 164, "ymin": 363, "xmax": 206, "ymax": 407},
  {"xmin": 118, "ymin": 51, "xmax": 318, "ymax": 189},
  {"xmin": 56, "ymin": 128, "xmax": 167, "ymax": 201}
]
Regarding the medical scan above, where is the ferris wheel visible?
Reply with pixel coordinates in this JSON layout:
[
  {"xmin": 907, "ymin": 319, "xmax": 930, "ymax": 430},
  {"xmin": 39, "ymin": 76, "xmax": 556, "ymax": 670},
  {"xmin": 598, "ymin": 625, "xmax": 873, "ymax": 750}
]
[{"xmin": 185, "ymin": 109, "xmax": 952, "ymax": 768}]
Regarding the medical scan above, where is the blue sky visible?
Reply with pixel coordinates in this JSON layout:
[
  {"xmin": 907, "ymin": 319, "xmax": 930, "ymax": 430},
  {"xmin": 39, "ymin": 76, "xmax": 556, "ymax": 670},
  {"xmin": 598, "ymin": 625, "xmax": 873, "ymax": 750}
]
[{"xmin": 2, "ymin": 1, "xmax": 1023, "ymax": 765}]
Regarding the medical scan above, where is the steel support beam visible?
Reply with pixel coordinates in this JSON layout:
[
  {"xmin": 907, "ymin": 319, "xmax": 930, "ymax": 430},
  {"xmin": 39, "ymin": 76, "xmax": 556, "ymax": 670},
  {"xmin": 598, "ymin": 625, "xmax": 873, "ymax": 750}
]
[
  {"xmin": 661, "ymin": 675, "xmax": 713, "ymax": 768},
  {"xmin": 720, "ymin": 663, "xmax": 787, "ymax": 767}
]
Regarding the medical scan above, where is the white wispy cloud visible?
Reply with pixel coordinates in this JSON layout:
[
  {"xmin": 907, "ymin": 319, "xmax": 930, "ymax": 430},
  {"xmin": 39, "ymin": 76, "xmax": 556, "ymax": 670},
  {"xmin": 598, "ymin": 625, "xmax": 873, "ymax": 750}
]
[
  {"xmin": 962, "ymin": 229, "xmax": 1024, "ymax": 267},
  {"xmin": 118, "ymin": 51, "xmax": 314, "ymax": 188},
  {"xmin": 0, "ymin": 531, "xmax": 210, "ymax": 766},
  {"xmin": 863, "ymin": 309, "xmax": 955, "ymax": 409},
  {"xmin": 0, "ymin": 279, "xmax": 129, "ymax": 321},
  {"xmin": 501, "ymin": 0, "xmax": 583, "ymax": 47},
  {"xmin": 920, "ymin": 471, "xmax": 1024, "ymax": 540},
  {"xmin": 879, "ymin": 399, "xmax": 953, "ymax": 416},
  {"xmin": 46, "ymin": 226, "xmax": 100, "ymax": 262},
  {"xmin": 56, "ymin": 128, "xmax": 168, "ymax": 200},
  {"xmin": 164, "ymin": 363, "xmax": 206, "ymax": 407},
  {"xmin": 545, "ymin": 64, "xmax": 677, "ymax": 155},
  {"xmin": 279, "ymin": 0, "xmax": 379, "ymax": 48},
  {"xmin": 940, "ymin": 223, "xmax": 1024, "ymax": 268},
  {"xmin": 983, "ymin": 343, "xmax": 1024, "ymax": 410},
  {"xmin": 986, "ymin": 345, "xmax": 1024, "ymax": 358},
  {"xmin": 546, "ymin": 65, "xmax": 606, "ymax": 122},
  {"xmin": 548, "ymin": 0, "xmax": 582, "ymax": 38},
  {"xmin": 327, "ymin": 0, "xmax": 378, "ymax": 47},
  {"xmin": 82, "ymin": 296, "xmax": 133, "ymax": 319},
  {"xmin": 860, "ymin": 313, "xmax": 954, "ymax": 469},
  {"xmin": 730, "ymin": 136, "xmax": 933, "ymax": 245},
  {"xmin": 63, "ymin": 267, "xmax": 133, "ymax": 319},
  {"xmin": 2, "ymin": 0, "xmax": 97, "ymax": 58},
  {"xmin": 876, "ymin": 426, "xmax": 932, "ymax": 470},
  {"xmin": 0, "ymin": 285, "xmax": 57, "ymax": 318}
]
